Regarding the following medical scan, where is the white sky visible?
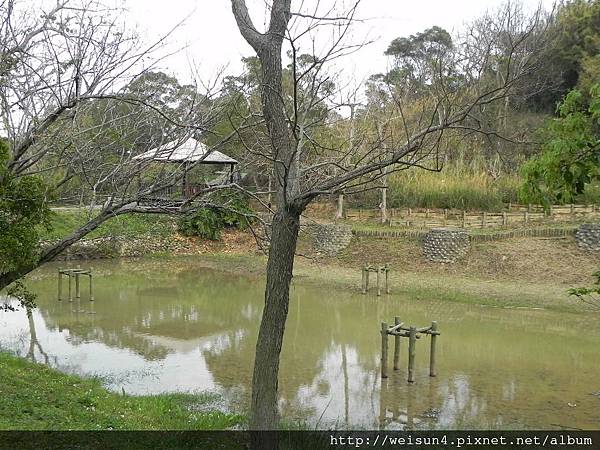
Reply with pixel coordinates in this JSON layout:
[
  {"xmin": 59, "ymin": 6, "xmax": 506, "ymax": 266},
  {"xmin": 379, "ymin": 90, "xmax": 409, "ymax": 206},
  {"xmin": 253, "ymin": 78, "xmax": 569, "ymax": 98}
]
[{"xmin": 124, "ymin": 0, "xmax": 555, "ymax": 88}]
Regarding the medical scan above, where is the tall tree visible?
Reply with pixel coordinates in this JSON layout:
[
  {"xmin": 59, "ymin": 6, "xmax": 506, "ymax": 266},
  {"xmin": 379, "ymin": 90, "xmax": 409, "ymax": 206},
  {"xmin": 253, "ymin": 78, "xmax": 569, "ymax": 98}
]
[{"xmin": 230, "ymin": 0, "xmax": 550, "ymax": 433}]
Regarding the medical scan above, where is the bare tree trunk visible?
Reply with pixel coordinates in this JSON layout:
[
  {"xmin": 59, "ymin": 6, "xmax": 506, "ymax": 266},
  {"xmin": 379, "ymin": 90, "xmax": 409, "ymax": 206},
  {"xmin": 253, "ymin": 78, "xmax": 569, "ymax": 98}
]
[
  {"xmin": 267, "ymin": 171, "xmax": 272, "ymax": 205},
  {"xmin": 378, "ymin": 123, "xmax": 388, "ymax": 224},
  {"xmin": 335, "ymin": 192, "xmax": 344, "ymax": 220},
  {"xmin": 336, "ymin": 104, "xmax": 356, "ymax": 221},
  {"xmin": 231, "ymin": 0, "xmax": 297, "ymax": 433},
  {"xmin": 381, "ymin": 183, "xmax": 388, "ymax": 224},
  {"xmin": 250, "ymin": 208, "xmax": 300, "ymax": 430}
]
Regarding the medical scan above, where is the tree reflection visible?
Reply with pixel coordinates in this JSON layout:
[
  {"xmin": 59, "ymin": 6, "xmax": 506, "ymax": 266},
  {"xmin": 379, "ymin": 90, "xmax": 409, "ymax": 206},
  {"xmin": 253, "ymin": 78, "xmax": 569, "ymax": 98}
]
[
  {"xmin": 18, "ymin": 259, "xmax": 600, "ymax": 430},
  {"xmin": 25, "ymin": 307, "xmax": 50, "ymax": 365}
]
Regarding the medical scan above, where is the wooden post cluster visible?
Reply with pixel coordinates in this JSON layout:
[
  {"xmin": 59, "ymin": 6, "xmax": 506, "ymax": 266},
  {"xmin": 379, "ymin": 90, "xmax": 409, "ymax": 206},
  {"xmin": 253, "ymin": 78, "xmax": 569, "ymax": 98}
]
[
  {"xmin": 380, "ymin": 319, "xmax": 440, "ymax": 382},
  {"xmin": 362, "ymin": 264, "xmax": 391, "ymax": 295},
  {"xmin": 58, "ymin": 267, "xmax": 94, "ymax": 302}
]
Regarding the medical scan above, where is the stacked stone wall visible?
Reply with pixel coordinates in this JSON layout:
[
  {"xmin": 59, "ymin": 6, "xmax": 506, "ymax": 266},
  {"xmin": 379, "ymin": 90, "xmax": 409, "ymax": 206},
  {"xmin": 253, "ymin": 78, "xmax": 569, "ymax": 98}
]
[
  {"xmin": 575, "ymin": 223, "xmax": 600, "ymax": 251},
  {"xmin": 42, "ymin": 236, "xmax": 196, "ymax": 261},
  {"xmin": 306, "ymin": 223, "xmax": 353, "ymax": 256},
  {"xmin": 422, "ymin": 228, "xmax": 470, "ymax": 263}
]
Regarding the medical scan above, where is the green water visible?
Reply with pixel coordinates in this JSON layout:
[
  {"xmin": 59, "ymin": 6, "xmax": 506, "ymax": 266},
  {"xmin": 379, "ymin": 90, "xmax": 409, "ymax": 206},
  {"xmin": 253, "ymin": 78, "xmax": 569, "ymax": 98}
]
[{"xmin": 1, "ymin": 257, "xmax": 599, "ymax": 430}]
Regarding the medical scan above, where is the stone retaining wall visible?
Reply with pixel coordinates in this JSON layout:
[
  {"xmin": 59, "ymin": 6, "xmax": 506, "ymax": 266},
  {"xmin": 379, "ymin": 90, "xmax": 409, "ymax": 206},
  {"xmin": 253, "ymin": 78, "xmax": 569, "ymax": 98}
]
[
  {"xmin": 575, "ymin": 223, "xmax": 600, "ymax": 251},
  {"xmin": 305, "ymin": 223, "xmax": 353, "ymax": 256},
  {"xmin": 422, "ymin": 228, "xmax": 470, "ymax": 263},
  {"xmin": 43, "ymin": 236, "xmax": 195, "ymax": 261}
]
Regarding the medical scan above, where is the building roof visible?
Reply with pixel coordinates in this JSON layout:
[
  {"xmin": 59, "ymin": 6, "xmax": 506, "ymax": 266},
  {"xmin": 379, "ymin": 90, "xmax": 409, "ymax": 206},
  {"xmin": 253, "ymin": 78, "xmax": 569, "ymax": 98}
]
[{"xmin": 133, "ymin": 137, "xmax": 238, "ymax": 164}]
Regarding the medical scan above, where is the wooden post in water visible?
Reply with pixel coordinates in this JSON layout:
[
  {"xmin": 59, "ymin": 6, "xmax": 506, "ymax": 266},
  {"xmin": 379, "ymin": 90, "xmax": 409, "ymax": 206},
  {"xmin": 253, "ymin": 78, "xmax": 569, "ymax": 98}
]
[
  {"xmin": 361, "ymin": 265, "xmax": 366, "ymax": 294},
  {"xmin": 365, "ymin": 264, "xmax": 370, "ymax": 293},
  {"xmin": 407, "ymin": 326, "xmax": 416, "ymax": 383},
  {"xmin": 376, "ymin": 267, "xmax": 381, "ymax": 296},
  {"xmin": 502, "ymin": 211, "xmax": 507, "ymax": 226},
  {"xmin": 393, "ymin": 316, "xmax": 401, "ymax": 370},
  {"xmin": 429, "ymin": 321, "xmax": 438, "ymax": 377},
  {"xmin": 385, "ymin": 264, "xmax": 390, "ymax": 294},
  {"xmin": 68, "ymin": 273, "xmax": 73, "ymax": 302},
  {"xmin": 75, "ymin": 273, "xmax": 81, "ymax": 299},
  {"xmin": 381, "ymin": 322, "xmax": 389, "ymax": 378},
  {"xmin": 58, "ymin": 269, "xmax": 63, "ymax": 301},
  {"xmin": 89, "ymin": 273, "xmax": 94, "ymax": 301}
]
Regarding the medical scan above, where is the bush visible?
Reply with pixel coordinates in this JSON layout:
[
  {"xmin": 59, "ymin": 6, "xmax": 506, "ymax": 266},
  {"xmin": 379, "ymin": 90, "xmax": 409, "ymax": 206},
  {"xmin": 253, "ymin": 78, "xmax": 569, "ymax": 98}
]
[{"xmin": 177, "ymin": 193, "xmax": 252, "ymax": 240}]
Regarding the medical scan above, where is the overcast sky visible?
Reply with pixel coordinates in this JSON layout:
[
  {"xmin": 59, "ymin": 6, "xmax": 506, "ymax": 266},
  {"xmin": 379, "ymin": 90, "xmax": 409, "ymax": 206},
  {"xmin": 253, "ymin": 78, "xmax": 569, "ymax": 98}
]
[{"xmin": 125, "ymin": 0, "xmax": 555, "ymax": 88}]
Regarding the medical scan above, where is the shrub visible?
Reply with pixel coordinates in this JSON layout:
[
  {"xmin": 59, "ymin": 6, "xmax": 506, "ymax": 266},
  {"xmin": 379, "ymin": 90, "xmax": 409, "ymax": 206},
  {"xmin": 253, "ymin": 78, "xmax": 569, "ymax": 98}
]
[{"xmin": 177, "ymin": 193, "xmax": 252, "ymax": 240}]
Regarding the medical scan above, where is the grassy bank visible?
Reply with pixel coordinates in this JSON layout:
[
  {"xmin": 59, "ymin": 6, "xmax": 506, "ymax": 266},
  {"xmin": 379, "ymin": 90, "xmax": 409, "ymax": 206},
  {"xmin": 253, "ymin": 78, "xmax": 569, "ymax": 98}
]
[
  {"xmin": 42, "ymin": 210, "xmax": 175, "ymax": 242},
  {"xmin": 191, "ymin": 231, "xmax": 597, "ymax": 314},
  {"xmin": 0, "ymin": 352, "xmax": 243, "ymax": 430},
  {"xmin": 38, "ymin": 208, "xmax": 598, "ymax": 314}
]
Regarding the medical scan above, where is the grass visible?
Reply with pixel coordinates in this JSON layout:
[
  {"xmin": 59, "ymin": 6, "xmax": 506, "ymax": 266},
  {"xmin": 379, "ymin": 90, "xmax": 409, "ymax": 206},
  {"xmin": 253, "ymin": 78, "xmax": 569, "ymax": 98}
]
[
  {"xmin": 0, "ymin": 351, "xmax": 243, "ymax": 430},
  {"xmin": 386, "ymin": 164, "xmax": 521, "ymax": 211},
  {"xmin": 346, "ymin": 158, "xmax": 600, "ymax": 211},
  {"xmin": 41, "ymin": 210, "xmax": 176, "ymax": 242}
]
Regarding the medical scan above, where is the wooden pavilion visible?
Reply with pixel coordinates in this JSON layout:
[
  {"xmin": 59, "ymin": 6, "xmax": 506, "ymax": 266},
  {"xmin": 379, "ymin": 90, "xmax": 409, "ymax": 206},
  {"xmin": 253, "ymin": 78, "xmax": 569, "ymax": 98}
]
[{"xmin": 133, "ymin": 137, "xmax": 238, "ymax": 198}]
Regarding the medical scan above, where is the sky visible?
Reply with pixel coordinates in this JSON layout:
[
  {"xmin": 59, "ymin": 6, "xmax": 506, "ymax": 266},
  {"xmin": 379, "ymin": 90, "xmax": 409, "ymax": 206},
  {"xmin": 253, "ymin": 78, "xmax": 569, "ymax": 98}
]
[{"xmin": 123, "ymin": 0, "xmax": 556, "ymax": 96}]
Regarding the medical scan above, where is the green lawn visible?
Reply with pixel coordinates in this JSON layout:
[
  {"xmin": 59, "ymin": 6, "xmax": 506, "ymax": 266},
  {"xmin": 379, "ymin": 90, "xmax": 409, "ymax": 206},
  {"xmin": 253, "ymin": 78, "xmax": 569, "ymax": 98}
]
[
  {"xmin": 42, "ymin": 210, "xmax": 176, "ymax": 242},
  {"xmin": 0, "ymin": 352, "xmax": 243, "ymax": 430}
]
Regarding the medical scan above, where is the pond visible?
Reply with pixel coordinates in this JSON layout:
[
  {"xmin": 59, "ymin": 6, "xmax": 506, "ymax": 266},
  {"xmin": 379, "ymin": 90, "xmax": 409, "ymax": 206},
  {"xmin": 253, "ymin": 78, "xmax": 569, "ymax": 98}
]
[{"xmin": 1, "ymin": 257, "xmax": 599, "ymax": 430}]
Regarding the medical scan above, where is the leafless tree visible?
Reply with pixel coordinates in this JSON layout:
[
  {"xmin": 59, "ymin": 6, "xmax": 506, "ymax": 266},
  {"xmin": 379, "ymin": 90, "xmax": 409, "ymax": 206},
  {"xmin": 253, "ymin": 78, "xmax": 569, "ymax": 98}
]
[
  {"xmin": 230, "ymin": 0, "xmax": 550, "ymax": 432},
  {"xmin": 0, "ymin": 0, "xmax": 240, "ymax": 289}
]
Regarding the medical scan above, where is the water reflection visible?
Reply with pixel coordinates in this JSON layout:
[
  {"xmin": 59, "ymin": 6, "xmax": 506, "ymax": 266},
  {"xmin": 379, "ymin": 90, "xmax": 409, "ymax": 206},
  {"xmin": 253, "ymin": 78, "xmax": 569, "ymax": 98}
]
[
  {"xmin": 0, "ymin": 257, "xmax": 599, "ymax": 430},
  {"xmin": 25, "ymin": 308, "xmax": 50, "ymax": 365}
]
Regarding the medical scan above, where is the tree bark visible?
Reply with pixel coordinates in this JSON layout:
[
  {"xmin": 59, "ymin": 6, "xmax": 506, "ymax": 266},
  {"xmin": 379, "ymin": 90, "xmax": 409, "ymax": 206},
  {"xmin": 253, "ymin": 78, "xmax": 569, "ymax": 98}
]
[
  {"xmin": 335, "ymin": 193, "xmax": 344, "ymax": 220},
  {"xmin": 250, "ymin": 207, "xmax": 300, "ymax": 429},
  {"xmin": 380, "ymin": 182, "xmax": 388, "ymax": 224},
  {"xmin": 231, "ymin": 0, "xmax": 298, "ymax": 433}
]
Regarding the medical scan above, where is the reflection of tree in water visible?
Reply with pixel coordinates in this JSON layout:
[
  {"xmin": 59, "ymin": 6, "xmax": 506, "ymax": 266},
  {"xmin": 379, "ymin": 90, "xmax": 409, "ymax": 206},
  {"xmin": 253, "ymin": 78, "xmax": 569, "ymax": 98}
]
[
  {"xmin": 201, "ymin": 288, "xmax": 387, "ymax": 426},
  {"xmin": 201, "ymin": 284, "xmax": 589, "ymax": 429},
  {"xmin": 25, "ymin": 307, "xmax": 51, "ymax": 365},
  {"xmin": 34, "ymin": 267, "xmax": 262, "ymax": 362},
  {"xmin": 25, "ymin": 260, "xmax": 600, "ymax": 429}
]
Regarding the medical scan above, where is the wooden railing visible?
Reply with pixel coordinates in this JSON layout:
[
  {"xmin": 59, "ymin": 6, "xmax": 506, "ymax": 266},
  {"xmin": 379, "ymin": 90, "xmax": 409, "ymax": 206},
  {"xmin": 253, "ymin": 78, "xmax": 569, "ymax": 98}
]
[
  {"xmin": 344, "ymin": 203, "xmax": 600, "ymax": 229},
  {"xmin": 352, "ymin": 226, "xmax": 577, "ymax": 241}
]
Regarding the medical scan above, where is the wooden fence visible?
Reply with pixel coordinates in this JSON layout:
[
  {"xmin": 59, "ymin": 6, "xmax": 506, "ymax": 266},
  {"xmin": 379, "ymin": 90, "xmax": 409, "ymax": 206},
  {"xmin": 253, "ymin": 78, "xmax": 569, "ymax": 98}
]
[
  {"xmin": 352, "ymin": 226, "xmax": 577, "ymax": 242},
  {"xmin": 344, "ymin": 203, "xmax": 599, "ymax": 230}
]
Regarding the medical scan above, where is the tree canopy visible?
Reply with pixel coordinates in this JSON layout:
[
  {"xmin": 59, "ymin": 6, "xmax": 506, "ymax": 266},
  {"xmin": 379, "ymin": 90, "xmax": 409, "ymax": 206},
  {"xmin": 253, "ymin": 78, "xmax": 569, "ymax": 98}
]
[
  {"xmin": 0, "ymin": 139, "xmax": 51, "ymax": 310},
  {"xmin": 520, "ymin": 82, "xmax": 600, "ymax": 205}
]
